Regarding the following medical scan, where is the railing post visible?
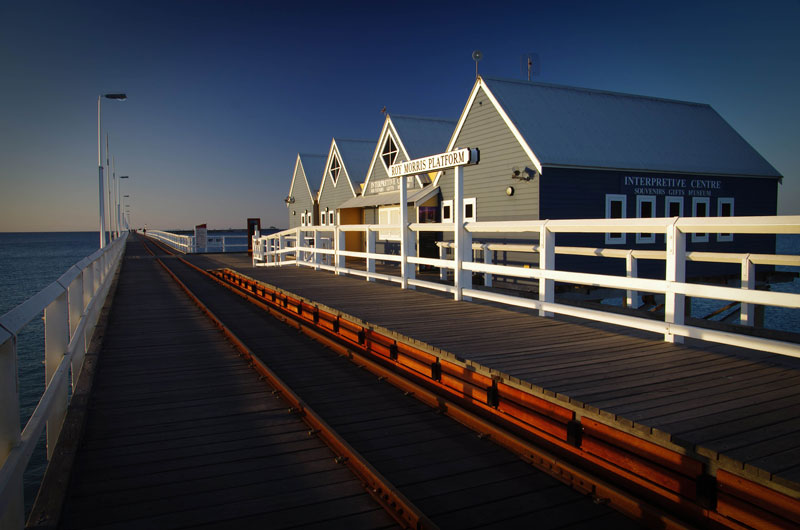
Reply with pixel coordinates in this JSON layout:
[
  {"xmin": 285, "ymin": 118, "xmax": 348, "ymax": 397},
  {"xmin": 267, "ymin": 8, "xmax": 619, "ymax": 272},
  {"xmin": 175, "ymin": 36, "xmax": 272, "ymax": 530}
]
[
  {"xmin": 740, "ymin": 254, "xmax": 755, "ymax": 326},
  {"xmin": 539, "ymin": 222, "xmax": 554, "ymax": 317},
  {"xmin": 665, "ymin": 220, "xmax": 686, "ymax": 343},
  {"xmin": 0, "ymin": 331, "xmax": 24, "ymax": 529},
  {"xmin": 462, "ymin": 231, "xmax": 473, "ymax": 301},
  {"xmin": 279, "ymin": 234, "xmax": 287, "ymax": 265},
  {"xmin": 454, "ymin": 166, "xmax": 466, "ymax": 301},
  {"xmin": 366, "ymin": 229, "xmax": 376, "ymax": 282},
  {"xmin": 625, "ymin": 250, "xmax": 638, "ymax": 309},
  {"xmin": 439, "ymin": 244, "xmax": 447, "ymax": 281},
  {"xmin": 295, "ymin": 227, "xmax": 301, "ymax": 266},
  {"xmin": 483, "ymin": 244, "xmax": 493, "ymax": 288},
  {"xmin": 68, "ymin": 274, "xmax": 87, "ymax": 383},
  {"xmin": 400, "ymin": 176, "xmax": 415, "ymax": 289},
  {"xmin": 314, "ymin": 229, "xmax": 322, "ymax": 271},
  {"xmin": 44, "ymin": 291, "xmax": 69, "ymax": 460},
  {"xmin": 335, "ymin": 227, "xmax": 346, "ymax": 274}
]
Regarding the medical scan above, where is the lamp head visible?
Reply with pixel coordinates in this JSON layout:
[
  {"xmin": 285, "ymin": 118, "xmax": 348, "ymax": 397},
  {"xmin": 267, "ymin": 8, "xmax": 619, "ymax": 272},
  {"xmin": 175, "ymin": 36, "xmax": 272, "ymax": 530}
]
[
  {"xmin": 104, "ymin": 93, "xmax": 127, "ymax": 100},
  {"xmin": 120, "ymin": 175, "xmax": 129, "ymax": 179}
]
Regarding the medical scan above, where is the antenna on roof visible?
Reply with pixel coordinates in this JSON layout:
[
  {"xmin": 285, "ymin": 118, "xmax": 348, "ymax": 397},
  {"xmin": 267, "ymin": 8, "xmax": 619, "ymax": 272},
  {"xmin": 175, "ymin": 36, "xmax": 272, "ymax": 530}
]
[
  {"xmin": 520, "ymin": 53, "xmax": 541, "ymax": 81},
  {"xmin": 472, "ymin": 50, "xmax": 482, "ymax": 78}
]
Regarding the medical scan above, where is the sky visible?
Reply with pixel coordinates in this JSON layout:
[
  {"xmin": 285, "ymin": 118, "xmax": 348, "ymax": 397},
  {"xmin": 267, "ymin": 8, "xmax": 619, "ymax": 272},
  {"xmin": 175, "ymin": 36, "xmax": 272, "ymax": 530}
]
[{"xmin": 1, "ymin": 0, "xmax": 799, "ymax": 232}]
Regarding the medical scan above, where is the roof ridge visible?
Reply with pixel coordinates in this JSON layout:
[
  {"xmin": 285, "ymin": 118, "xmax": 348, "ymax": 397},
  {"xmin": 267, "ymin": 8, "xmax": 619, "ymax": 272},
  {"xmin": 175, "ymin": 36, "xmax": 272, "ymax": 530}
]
[
  {"xmin": 335, "ymin": 138, "xmax": 375, "ymax": 144},
  {"xmin": 481, "ymin": 76, "xmax": 711, "ymax": 109},
  {"xmin": 391, "ymin": 114, "xmax": 457, "ymax": 124}
]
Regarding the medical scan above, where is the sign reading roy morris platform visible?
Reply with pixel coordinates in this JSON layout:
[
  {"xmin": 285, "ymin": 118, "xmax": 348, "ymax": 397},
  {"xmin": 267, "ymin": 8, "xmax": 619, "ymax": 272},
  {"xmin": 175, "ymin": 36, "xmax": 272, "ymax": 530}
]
[{"xmin": 389, "ymin": 148, "xmax": 479, "ymax": 178}]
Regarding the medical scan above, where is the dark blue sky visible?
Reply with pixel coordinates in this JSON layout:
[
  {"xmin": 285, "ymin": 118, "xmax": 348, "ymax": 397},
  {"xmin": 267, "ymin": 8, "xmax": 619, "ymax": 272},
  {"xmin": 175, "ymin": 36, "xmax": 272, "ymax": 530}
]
[{"xmin": 1, "ymin": 0, "xmax": 798, "ymax": 230}]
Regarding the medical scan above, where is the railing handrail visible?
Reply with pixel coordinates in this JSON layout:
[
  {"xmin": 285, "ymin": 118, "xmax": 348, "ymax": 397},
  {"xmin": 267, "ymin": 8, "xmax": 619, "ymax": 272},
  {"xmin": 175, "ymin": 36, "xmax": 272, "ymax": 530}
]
[
  {"xmin": 252, "ymin": 215, "xmax": 799, "ymax": 357},
  {"xmin": 1, "ymin": 232, "xmax": 128, "ymax": 527},
  {"xmin": 149, "ymin": 230, "xmax": 248, "ymax": 253}
]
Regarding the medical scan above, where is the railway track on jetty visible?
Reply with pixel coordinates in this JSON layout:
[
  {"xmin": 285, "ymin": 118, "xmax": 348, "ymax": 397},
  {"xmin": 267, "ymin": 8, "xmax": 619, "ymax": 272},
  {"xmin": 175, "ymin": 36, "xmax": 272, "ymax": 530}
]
[{"xmin": 133, "ymin": 233, "xmax": 691, "ymax": 530}]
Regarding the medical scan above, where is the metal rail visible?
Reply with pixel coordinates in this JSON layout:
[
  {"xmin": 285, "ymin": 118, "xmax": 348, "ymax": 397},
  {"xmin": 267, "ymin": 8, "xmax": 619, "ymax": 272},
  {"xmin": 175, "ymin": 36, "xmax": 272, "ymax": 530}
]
[
  {"xmin": 141, "ymin": 239, "xmax": 436, "ymax": 530},
  {"xmin": 208, "ymin": 264, "xmax": 800, "ymax": 530},
  {"xmin": 0, "ymin": 233, "xmax": 128, "ymax": 528}
]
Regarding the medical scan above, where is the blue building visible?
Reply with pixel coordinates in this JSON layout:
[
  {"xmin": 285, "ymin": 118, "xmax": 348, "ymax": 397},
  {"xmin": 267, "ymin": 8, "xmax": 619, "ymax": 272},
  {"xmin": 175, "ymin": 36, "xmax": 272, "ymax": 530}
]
[{"xmin": 435, "ymin": 77, "xmax": 782, "ymax": 279}]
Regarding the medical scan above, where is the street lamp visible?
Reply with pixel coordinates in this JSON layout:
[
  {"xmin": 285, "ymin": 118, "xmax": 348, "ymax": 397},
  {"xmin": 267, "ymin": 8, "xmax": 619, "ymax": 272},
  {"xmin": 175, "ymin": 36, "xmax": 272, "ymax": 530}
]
[
  {"xmin": 122, "ymin": 193, "xmax": 130, "ymax": 231},
  {"xmin": 118, "ymin": 175, "xmax": 129, "ymax": 237},
  {"xmin": 97, "ymin": 93, "xmax": 126, "ymax": 248}
]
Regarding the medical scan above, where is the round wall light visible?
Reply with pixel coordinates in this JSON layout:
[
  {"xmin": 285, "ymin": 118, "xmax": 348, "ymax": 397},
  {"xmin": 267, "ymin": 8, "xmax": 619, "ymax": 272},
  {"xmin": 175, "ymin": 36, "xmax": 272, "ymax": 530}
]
[{"xmin": 506, "ymin": 186, "xmax": 515, "ymax": 196}]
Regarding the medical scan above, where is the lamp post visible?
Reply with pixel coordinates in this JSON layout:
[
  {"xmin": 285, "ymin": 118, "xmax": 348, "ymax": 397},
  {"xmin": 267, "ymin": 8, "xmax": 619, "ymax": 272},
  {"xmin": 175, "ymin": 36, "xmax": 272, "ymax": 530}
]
[
  {"xmin": 124, "ymin": 200, "xmax": 131, "ymax": 230},
  {"xmin": 97, "ymin": 93, "xmax": 126, "ymax": 248},
  {"xmin": 118, "ymin": 176, "xmax": 129, "ymax": 237}
]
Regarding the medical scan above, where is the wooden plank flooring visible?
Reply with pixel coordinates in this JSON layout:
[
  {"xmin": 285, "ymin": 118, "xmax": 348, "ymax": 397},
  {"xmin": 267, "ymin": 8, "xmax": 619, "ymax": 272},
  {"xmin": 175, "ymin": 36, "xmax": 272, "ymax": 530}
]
[
  {"xmin": 193, "ymin": 254, "xmax": 800, "ymax": 492},
  {"xmin": 56, "ymin": 243, "xmax": 398, "ymax": 529},
  {"xmin": 156, "ymin": 251, "xmax": 640, "ymax": 529}
]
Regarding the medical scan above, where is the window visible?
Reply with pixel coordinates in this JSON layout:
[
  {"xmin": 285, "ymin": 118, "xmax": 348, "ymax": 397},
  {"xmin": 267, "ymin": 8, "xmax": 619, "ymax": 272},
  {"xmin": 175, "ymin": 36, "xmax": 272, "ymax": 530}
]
[
  {"xmin": 381, "ymin": 136, "xmax": 398, "ymax": 169},
  {"xmin": 321, "ymin": 209, "xmax": 327, "ymax": 226},
  {"xmin": 636, "ymin": 195, "xmax": 656, "ymax": 244},
  {"xmin": 692, "ymin": 197, "xmax": 710, "ymax": 243},
  {"xmin": 605, "ymin": 194, "xmax": 627, "ymax": 245},
  {"xmin": 464, "ymin": 198, "xmax": 477, "ymax": 222},
  {"xmin": 301, "ymin": 211, "xmax": 307, "ymax": 227},
  {"xmin": 441, "ymin": 200, "xmax": 453, "ymax": 223},
  {"xmin": 329, "ymin": 154, "xmax": 341, "ymax": 184},
  {"xmin": 329, "ymin": 211, "xmax": 335, "ymax": 225},
  {"xmin": 378, "ymin": 205, "xmax": 400, "ymax": 241},
  {"xmin": 717, "ymin": 198, "xmax": 734, "ymax": 242},
  {"xmin": 665, "ymin": 196, "xmax": 683, "ymax": 218}
]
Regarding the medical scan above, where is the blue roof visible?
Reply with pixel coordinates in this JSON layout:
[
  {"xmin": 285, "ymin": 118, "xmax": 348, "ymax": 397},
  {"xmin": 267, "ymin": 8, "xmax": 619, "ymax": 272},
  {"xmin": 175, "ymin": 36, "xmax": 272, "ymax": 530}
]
[
  {"xmin": 335, "ymin": 139, "xmax": 374, "ymax": 182},
  {"xmin": 298, "ymin": 153, "xmax": 326, "ymax": 182},
  {"xmin": 482, "ymin": 77, "xmax": 781, "ymax": 178},
  {"xmin": 391, "ymin": 115, "xmax": 456, "ymax": 159}
]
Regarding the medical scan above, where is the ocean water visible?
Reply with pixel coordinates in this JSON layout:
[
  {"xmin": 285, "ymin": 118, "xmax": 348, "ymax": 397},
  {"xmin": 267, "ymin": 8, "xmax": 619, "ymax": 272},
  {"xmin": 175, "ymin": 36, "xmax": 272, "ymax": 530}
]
[
  {"xmin": 0, "ymin": 231, "xmax": 100, "ymax": 515},
  {"xmin": 599, "ymin": 234, "xmax": 800, "ymax": 333}
]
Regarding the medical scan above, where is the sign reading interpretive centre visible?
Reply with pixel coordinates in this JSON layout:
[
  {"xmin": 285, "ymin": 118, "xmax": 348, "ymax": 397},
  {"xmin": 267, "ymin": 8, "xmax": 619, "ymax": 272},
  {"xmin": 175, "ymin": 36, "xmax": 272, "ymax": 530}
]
[
  {"xmin": 621, "ymin": 175, "xmax": 723, "ymax": 197},
  {"xmin": 389, "ymin": 148, "xmax": 479, "ymax": 178}
]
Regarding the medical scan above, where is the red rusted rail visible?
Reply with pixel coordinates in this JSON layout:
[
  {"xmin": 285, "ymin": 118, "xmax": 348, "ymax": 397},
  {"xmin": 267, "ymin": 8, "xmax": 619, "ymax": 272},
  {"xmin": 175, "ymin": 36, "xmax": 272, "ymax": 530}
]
[
  {"xmin": 208, "ymin": 266, "xmax": 800, "ymax": 530},
  {"xmin": 142, "ymin": 240, "xmax": 436, "ymax": 530}
]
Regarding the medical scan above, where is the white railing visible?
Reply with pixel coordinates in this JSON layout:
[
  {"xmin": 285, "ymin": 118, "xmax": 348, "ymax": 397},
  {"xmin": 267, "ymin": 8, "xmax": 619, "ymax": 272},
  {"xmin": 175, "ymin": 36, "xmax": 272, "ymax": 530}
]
[
  {"xmin": 147, "ymin": 230, "xmax": 194, "ymax": 253},
  {"xmin": 147, "ymin": 230, "xmax": 248, "ymax": 253},
  {"xmin": 253, "ymin": 216, "xmax": 800, "ymax": 358},
  {"xmin": 204, "ymin": 235, "xmax": 248, "ymax": 253},
  {"xmin": 0, "ymin": 233, "xmax": 128, "ymax": 528}
]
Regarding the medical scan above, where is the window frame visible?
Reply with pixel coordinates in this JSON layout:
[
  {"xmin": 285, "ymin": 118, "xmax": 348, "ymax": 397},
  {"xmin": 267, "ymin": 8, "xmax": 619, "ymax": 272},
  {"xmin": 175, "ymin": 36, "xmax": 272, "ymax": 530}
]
[
  {"xmin": 717, "ymin": 197, "xmax": 734, "ymax": 242},
  {"xmin": 329, "ymin": 211, "xmax": 335, "ymax": 226},
  {"xmin": 378, "ymin": 205, "xmax": 401, "ymax": 241},
  {"xmin": 380, "ymin": 135, "xmax": 398, "ymax": 170},
  {"xmin": 329, "ymin": 154, "xmax": 341, "ymax": 184},
  {"xmin": 463, "ymin": 197, "xmax": 477, "ymax": 222},
  {"xmin": 636, "ymin": 195, "xmax": 656, "ymax": 244},
  {"xmin": 605, "ymin": 194, "xmax": 627, "ymax": 245},
  {"xmin": 665, "ymin": 196, "xmax": 683, "ymax": 218},
  {"xmin": 692, "ymin": 197, "xmax": 711, "ymax": 243},
  {"xmin": 441, "ymin": 200, "xmax": 453, "ymax": 224}
]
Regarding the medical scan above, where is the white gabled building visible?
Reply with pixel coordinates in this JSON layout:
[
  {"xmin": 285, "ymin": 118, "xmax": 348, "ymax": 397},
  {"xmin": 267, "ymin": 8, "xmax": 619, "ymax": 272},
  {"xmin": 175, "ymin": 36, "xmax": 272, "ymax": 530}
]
[{"xmin": 286, "ymin": 153, "xmax": 326, "ymax": 230}]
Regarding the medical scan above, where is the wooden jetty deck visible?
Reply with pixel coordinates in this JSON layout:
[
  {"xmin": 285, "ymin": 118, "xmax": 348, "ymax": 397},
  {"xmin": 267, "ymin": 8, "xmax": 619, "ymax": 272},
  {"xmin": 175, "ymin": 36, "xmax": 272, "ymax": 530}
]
[
  {"xmin": 183, "ymin": 250, "xmax": 800, "ymax": 529},
  {"xmin": 30, "ymin": 240, "xmax": 398, "ymax": 529},
  {"xmin": 31, "ymin": 237, "xmax": 645, "ymax": 529}
]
